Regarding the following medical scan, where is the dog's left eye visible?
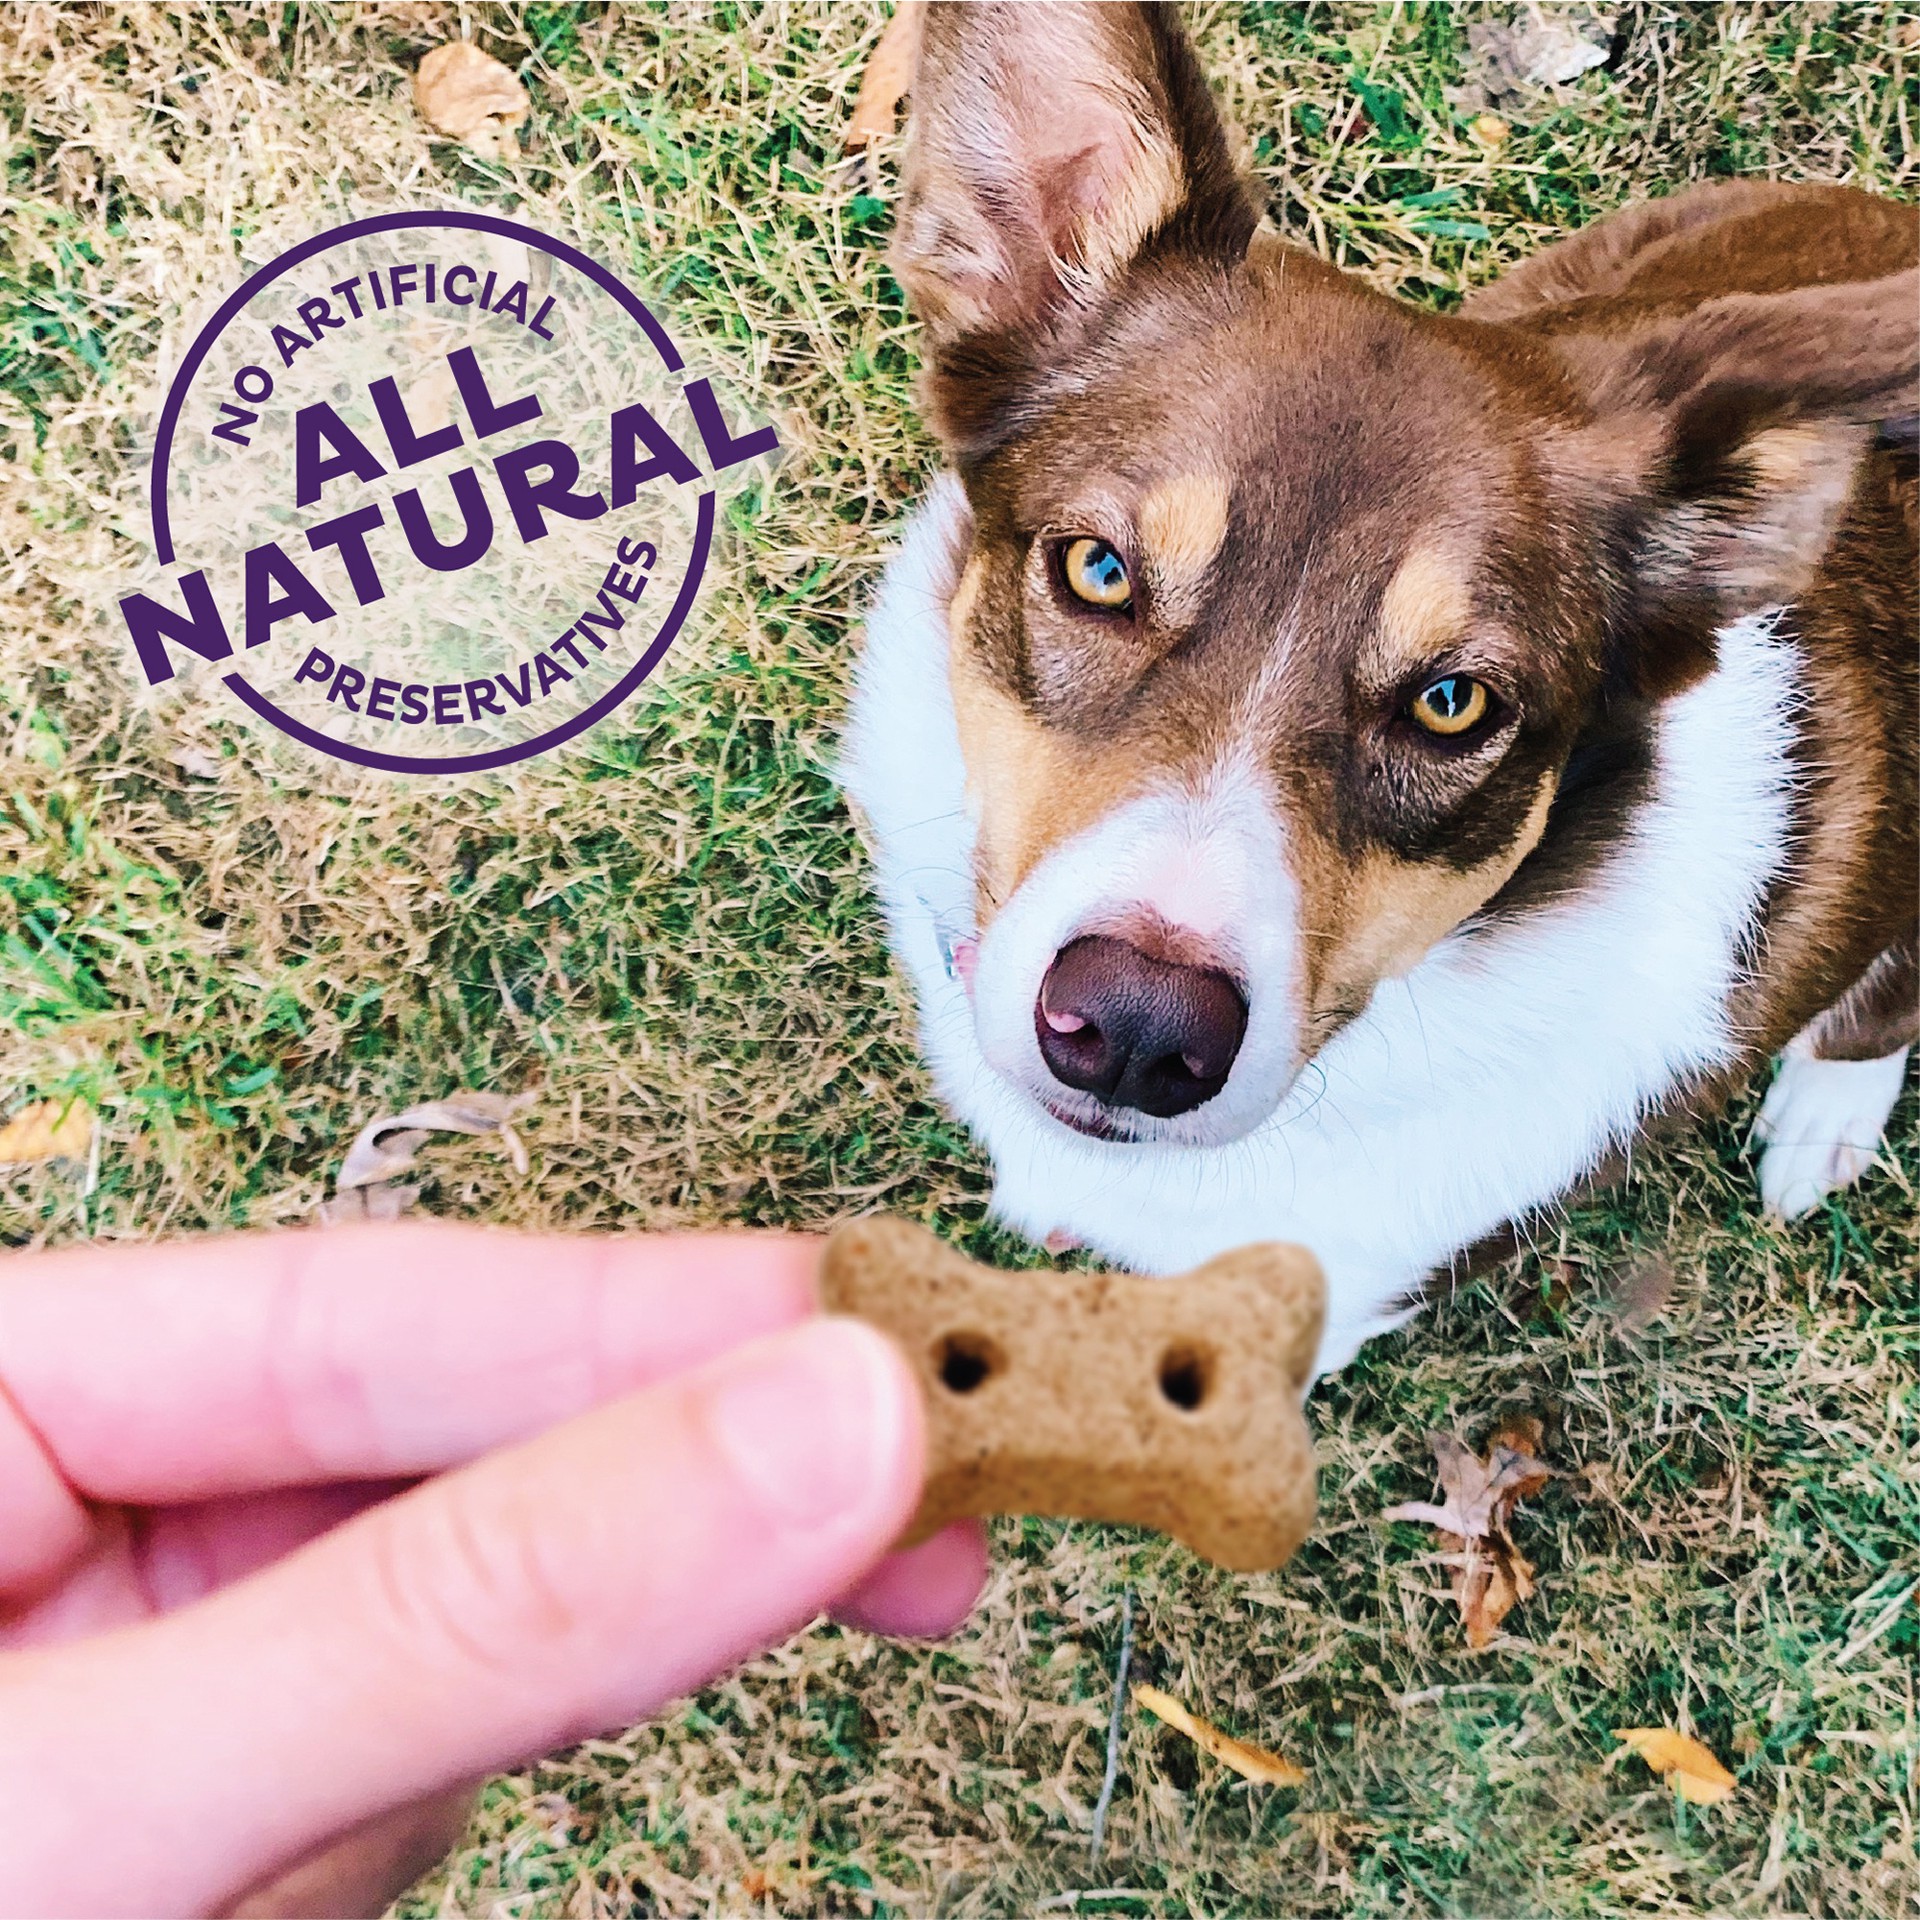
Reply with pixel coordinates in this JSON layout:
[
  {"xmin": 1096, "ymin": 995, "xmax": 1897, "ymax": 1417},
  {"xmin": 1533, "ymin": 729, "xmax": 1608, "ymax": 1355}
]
[
  {"xmin": 1060, "ymin": 537, "xmax": 1133, "ymax": 612},
  {"xmin": 1409, "ymin": 674, "xmax": 1492, "ymax": 737}
]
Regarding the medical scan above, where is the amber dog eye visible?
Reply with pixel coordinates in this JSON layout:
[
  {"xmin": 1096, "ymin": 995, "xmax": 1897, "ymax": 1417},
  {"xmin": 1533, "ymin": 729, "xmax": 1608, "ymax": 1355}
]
[
  {"xmin": 1060, "ymin": 536, "xmax": 1133, "ymax": 612},
  {"xmin": 1409, "ymin": 674, "xmax": 1492, "ymax": 737}
]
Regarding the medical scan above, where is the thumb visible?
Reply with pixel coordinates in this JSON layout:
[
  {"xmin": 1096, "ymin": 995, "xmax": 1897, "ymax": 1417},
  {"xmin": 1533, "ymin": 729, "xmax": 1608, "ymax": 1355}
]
[{"xmin": 0, "ymin": 1319, "xmax": 923, "ymax": 1920}]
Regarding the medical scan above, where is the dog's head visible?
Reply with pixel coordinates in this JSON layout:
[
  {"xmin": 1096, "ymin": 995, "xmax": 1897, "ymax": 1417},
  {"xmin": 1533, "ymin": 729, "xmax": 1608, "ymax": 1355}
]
[{"xmin": 892, "ymin": 2, "xmax": 1918, "ymax": 1147}]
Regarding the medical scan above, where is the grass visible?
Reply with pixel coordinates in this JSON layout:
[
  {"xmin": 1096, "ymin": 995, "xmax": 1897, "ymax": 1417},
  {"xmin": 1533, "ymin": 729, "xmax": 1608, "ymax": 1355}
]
[{"xmin": 1, "ymin": 2, "xmax": 1916, "ymax": 1914}]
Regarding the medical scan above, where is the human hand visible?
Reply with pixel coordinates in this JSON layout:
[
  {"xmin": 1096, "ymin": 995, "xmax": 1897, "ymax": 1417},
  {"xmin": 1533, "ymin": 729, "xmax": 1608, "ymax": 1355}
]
[{"xmin": 0, "ymin": 1223, "xmax": 987, "ymax": 1918}]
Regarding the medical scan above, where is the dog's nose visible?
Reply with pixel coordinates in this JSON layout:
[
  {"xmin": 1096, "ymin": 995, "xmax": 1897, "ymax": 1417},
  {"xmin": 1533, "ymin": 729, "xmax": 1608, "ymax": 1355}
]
[{"xmin": 1035, "ymin": 935, "xmax": 1247, "ymax": 1118}]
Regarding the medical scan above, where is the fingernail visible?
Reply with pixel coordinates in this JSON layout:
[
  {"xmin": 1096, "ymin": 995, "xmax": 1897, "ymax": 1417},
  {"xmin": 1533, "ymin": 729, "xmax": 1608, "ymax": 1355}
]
[{"xmin": 702, "ymin": 1320, "xmax": 910, "ymax": 1531}]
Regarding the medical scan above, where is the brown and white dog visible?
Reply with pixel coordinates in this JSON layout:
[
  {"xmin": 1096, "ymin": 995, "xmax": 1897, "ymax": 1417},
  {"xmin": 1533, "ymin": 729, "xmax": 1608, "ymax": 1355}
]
[{"xmin": 842, "ymin": 3, "xmax": 1918, "ymax": 1374}]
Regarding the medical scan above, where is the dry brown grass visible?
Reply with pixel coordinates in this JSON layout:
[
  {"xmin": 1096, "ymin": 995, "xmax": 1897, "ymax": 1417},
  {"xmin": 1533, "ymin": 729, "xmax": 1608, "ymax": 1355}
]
[{"xmin": 2, "ymin": 4, "xmax": 1915, "ymax": 1915}]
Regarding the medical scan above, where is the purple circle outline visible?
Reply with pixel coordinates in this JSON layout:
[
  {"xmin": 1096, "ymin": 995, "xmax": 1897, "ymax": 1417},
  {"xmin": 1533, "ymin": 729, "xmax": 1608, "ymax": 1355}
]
[{"xmin": 150, "ymin": 209, "xmax": 713, "ymax": 775}]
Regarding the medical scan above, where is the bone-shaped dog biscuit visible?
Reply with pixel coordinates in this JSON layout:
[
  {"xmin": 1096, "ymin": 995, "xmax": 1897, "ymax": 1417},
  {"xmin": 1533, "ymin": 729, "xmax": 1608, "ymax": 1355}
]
[{"xmin": 819, "ymin": 1217, "xmax": 1324, "ymax": 1572}]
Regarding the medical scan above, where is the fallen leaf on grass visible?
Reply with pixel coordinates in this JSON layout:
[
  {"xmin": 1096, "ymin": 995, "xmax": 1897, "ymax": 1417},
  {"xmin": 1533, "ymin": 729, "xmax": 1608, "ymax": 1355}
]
[
  {"xmin": 0, "ymin": 1099, "xmax": 94, "ymax": 1166},
  {"xmin": 337, "ymin": 1091, "xmax": 534, "ymax": 1189},
  {"xmin": 1609, "ymin": 1252, "xmax": 1676, "ymax": 1333},
  {"xmin": 169, "ymin": 744, "xmax": 224, "ymax": 780},
  {"xmin": 317, "ymin": 1091, "xmax": 534, "ymax": 1226},
  {"xmin": 414, "ymin": 42, "xmax": 529, "ymax": 159},
  {"xmin": 843, "ymin": 2, "xmax": 923, "ymax": 153},
  {"xmin": 1387, "ymin": 1424, "xmax": 1552, "ymax": 1539},
  {"xmin": 1133, "ymin": 1684, "xmax": 1307, "ymax": 1787},
  {"xmin": 315, "ymin": 1182, "xmax": 422, "ymax": 1226},
  {"xmin": 1614, "ymin": 1727, "xmax": 1737, "ymax": 1804},
  {"xmin": 1452, "ymin": 9, "xmax": 1615, "ymax": 112},
  {"xmin": 1386, "ymin": 1422, "xmax": 1554, "ymax": 1647}
]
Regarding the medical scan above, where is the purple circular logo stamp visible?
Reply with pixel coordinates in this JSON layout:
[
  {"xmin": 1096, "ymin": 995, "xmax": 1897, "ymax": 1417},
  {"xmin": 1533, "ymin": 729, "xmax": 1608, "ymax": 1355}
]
[{"xmin": 120, "ymin": 210, "xmax": 776, "ymax": 773}]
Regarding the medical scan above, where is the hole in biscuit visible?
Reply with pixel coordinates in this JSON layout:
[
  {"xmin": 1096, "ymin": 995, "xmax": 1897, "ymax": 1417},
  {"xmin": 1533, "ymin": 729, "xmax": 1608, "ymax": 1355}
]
[
  {"xmin": 1158, "ymin": 1344, "xmax": 1213, "ymax": 1412},
  {"xmin": 935, "ymin": 1331, "xmax": 1002, "ymax": 1394}
]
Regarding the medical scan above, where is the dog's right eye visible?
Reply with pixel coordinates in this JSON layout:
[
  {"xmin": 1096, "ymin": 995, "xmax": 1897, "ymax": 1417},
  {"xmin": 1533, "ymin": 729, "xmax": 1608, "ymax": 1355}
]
[{"xmin": 1059, "ymin": 537, "xmax": 1133, "ymax": 613}]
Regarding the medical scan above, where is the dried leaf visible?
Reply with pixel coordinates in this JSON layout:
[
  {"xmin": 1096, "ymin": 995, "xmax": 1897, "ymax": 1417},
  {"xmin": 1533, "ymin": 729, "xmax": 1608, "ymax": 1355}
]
[
  {"xmin": 1386, "ymin": 1426, "xmax": 1554, "ymax": 1647},
  {"xmin": 1468, "ymin": 111, "xmax": 1511, "ymax": 147},
  {"xmin": 318, "ymin": 1088, "xmax": 529, "ymax": 1225},
  {"xmin": 1488, "ymin": 1411, "xmax": 1547, "ymax": 1457},
  {"xmin": 1512, "ymin": 18, "xmax": 1610, "ymax": 86},
  {"xmin": 843, "ymin": 2, "xmax": 923, "ymax": 153},
  {"xmin": 1133, "ymin": 1684, "xmax": 1308, "ymax": 1788},
  {"xmin": 1453, "ymin": 9, "xmax": 1615, "ymax": 112},
  {"xmin": 1614, "ymin": 1727, "xmax": 1737, "ymax": 1804},
  {"xmin": 1385, "ymin": 1430, "xmax": 1551, "ymax": 1540},
  {"xmin": 316, "ymin": 1182, "xmax": 421, "ymax": 1228},
  {"xmin": 336, "ymin": 1091, "xmax": 535, "ymax": 1191},
  {"xmin": 0, "ymin": 1099, "xmax": 95, "ymax": 1166},
  {"xmin": 1610, "ymin": 1252, "xmax": 1676, "ymax": 1333},
  {"xmin": 169, "ymin": 744, "xmax": 224, "ymax": 779},
  {"xmin": 414, "ymin": 42, "xmax": 529, "ymax": 159}
]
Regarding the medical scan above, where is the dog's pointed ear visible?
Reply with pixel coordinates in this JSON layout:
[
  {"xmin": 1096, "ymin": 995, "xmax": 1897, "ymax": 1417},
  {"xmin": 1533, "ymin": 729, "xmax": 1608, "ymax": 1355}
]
[
  {"xmin": 1556, "ymin": 266, "xmax": 1918, "ymax": 697},
  {"xmin": 889, "ymin": 1, "xmax": 1256, "ymax": 432}
]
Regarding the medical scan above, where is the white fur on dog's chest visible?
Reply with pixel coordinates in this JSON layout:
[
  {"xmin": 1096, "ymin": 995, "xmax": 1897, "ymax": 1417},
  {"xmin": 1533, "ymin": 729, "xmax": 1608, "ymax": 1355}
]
[{"xmin": 841, "ymin": 482, "xmax": 1797, "ymax": 1374}]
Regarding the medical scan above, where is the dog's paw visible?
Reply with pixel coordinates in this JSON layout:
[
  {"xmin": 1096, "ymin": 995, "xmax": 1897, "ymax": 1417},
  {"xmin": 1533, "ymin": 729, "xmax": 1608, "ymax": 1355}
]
[{"xmin": 1752, "ymin": 1045, "xmax": 1910, "ymax": 1220}]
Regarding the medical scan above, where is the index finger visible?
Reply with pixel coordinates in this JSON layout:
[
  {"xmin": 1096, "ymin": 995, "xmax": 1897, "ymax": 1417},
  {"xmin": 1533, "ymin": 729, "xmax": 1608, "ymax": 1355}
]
[{"xmin": 0, "ymin": 1223, "xmax": 819, "ymax": 1504}]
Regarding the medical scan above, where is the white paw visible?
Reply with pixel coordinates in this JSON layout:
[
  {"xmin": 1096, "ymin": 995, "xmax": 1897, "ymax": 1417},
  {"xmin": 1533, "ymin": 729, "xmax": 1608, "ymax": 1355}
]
[{"xmin": 1752, "ymin": 1045, "xmax": 1910, "ymax": 1220}]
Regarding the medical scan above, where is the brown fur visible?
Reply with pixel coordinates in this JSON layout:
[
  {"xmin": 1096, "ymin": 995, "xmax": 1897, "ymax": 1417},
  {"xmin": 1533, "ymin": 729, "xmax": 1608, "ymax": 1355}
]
[
  {"xmin": 893, "ymin": 2, "xmax": 1918, "ymax": 1094},
  {"xmin": 1301, "ymin": 782, "xmax": 1557, "ymax": 1038},
  {"xmin": 1371, "ymin": 543, "xmax": 1474, "ymax": 678},
  {"xmin": 1462, "ymin": 180, "xmax": 1918, "ymax": 323},
  {"xmin": 1139, "ymin": 471, "xmax": 1231, "ymax": 624},
  {"xmin": 1724, "ymin": 449, "xmax": 1919, "ymax": 1058},
  {"xmin": 949, "ymin": 566, "xmax": 1145, "ymax": 917},
  {"xmin": 1802, "ymin": 943, "xmax": 1920, "ymax": 1061}
]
